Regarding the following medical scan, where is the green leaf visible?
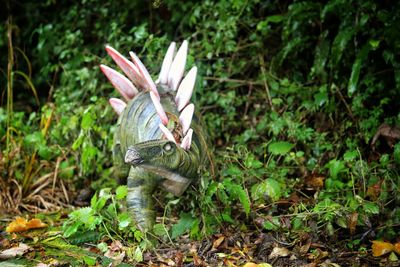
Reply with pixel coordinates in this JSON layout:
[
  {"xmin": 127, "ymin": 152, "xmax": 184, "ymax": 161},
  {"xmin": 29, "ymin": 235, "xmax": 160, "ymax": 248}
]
[
  {"xmin": 244, "ymin": 154, "xmax": 263, "ymax": 169},
  {"xmin": 223, "ymin": 179, "xmax": 251, "ymax": 215},
  {"xmin": 24, "ymin": 131, "xmax": 45, "ymax": 149},
  {"xmin": 263, "ymin": 217, "xmax": 280, "ymax": 230},
  {"xmin": 327, "ymin": 159, "xmax": 346, "ymax": 180},
  {"xmin": 343, "ymin": 150, "xmax": 358, "ymax": 162},
  {"xmin": 90, "ymin": 193, "xmax": 98, "ymax": 209},
  {"xmin": 251, "ymin": 178, "xmax": 282, "ymax": 202},
  {"xmin": 116, "ymin": 185, "xmax": 128, "ymax": 200},
  {"xmin": 63, "ymin": 221, "xmax": 81, "ymax": 238},
  {"xmin": 38, "ymin": 145, "xmax": 59, "ymax": 160},
  {"xmin": 221, "ymin": 212, "xmax": 234, "ymax": 223},
  {"xmin": 394, "ymin": 143, "xmax": 400, "ymax": 165},
  {"xmin": 268, "ymin": 141, "xmax": 294, "ymax": 155},
  {"xmin": 348, "ymin": 44, "xmax": 370, "ymax": 96},
  {"xmin": 118, "ymin": 212, "xmax": 131, "ymax": 229},
  {"xmin": 171, "ymin": 213, "xmax": 195, "ymax": 239},
  {"xmin": 363, "ymin": 202, "xmax": 379, "ymax": 215},
  {"xmin": 82, "ymin": 255, "xmax": 96, "ymax": 266},
  {"xmin": 72, "ymin": 131, "xmax": 84, "ymax": 150},
  {"xmin": 133, "ymin": 247, "xmax": 143, "ymax": 262},
  {"xmin": 331, "ymin": 26, "xmax": 355, "ymax": 66},
  {"xmin": 67, "ymin": 231, "xmax": 101, "ymax": 245},
  {"xmin": 97, "ymin": 242, "xmax": 108, "ymax": 253},
  {"xmin": 234, "ymin": 188, "xmax": 250, "ymax": 215},
  {"xmin": 153, "ymin": 223, "xmax": 168, "ymax": 237},
  {"xmin": 81, "ymin": 107, "xmax": 95, "ymax": 130}
]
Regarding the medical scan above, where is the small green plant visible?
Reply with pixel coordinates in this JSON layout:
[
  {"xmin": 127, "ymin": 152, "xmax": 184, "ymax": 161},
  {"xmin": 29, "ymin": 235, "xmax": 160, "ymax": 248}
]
[{"xmin": 62, "ymin": 186, "xmax": 143, "ymax": 242}]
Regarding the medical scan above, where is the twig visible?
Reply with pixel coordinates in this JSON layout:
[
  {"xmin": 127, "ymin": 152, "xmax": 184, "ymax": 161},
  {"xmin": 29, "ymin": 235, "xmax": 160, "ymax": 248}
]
[
  {"xmin": 258, "ymin": 54, "xmax": 274, "ymax": 111},
  {"xmin": 6, "ymin": 16, "xmax": 14, "ymax": 167},
  {"xmin": 52, "ymin": 157, "xmax": 61, "ymax": 197},
  {"xmin": 335, "ymin": 85, "xmax": 355, "ymax": 122},
  {"xmin": 203, "ymin": 76, "xmax": 262, "ymax": 86}
]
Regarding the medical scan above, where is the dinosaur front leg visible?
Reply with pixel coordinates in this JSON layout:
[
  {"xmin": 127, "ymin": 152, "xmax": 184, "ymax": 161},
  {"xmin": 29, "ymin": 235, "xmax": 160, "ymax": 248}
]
[{"xmin": 126, "ymin": 166, "xmax": 158, "ymax": 232}]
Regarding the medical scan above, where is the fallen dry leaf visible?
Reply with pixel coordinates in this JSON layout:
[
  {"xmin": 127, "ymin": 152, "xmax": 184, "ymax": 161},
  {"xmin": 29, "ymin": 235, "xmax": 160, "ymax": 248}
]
[
  {"xmin": 305, "ymin": 174, "xmax": 325, "ymax": 189},
  {"xmin": 6, "ymin": 217, "xmax": 47, "ymax": 233},
  {"xmin": 104, "ymin": 240, "xmax": 125, "ymax": 265},
  {"xmin": 348, "ymin": 212, "xmax": 358, "ymax": 235},
  {"xmin": 394, "ymin": 242, "xmax": 400, "ymax": 255},
  {"xmin": 213, "ymin": 236, "xmax": 225, "ymax": 249},
  {"xmin": 242, "ymin": 263, "xmax": 258, "ymax": 267},
  {"xmin": 371, "ymin": 240, "xmax": 394, "ymax": 257},
  {"xmin": 0, "ymin": 243, "xmax": 30, "ymax": 259},
  {"xmin": 269, "ymin": 247, "xmax": 290, "ymax": 259},
  {"xmin": 307, "ymin": 248, "xmax": 328, "ymax": 260},
  {"xmin": 366, "ymin": 180, "xmax": 383, "ymax": 200}
]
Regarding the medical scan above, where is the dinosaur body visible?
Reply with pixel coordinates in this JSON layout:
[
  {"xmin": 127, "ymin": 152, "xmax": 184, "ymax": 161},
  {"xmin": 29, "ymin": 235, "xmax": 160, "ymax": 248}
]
[{"xmin": 100, "ymin": 41, "xmax": 211, "ymax": 231}]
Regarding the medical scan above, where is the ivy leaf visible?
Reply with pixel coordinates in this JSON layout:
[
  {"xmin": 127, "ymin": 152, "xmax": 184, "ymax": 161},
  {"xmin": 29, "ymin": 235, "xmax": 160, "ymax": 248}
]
[
  {"xmin": 171, "ymin": 213, "xmax": 195, "ymax": 239},
  {"xmin": 116, "ymin": 185, "xmax": 128, "ymax": 200},
  {"xmin": 327, "ymin": 159, "xmax": 346, "ymax": 180},
  {"xmin": 343, "ymin": 150, "xmax": 358, "ymax": 162},
  {"xmin": 268, "ymin": 142, "xmax": 294, "ymax": 155},
  {"xmin": 133, "ymin": 247, "xmax": 143, "ymax": 262},
  {"xmin": 117, "ymin": 212, "xmax": 131, "ymax": 229},
  {"xmin": 363, "ymin": 202, "xmax": 380, "ymax": 215},
  {"xmin": 153, "ymin": 223, "xmax": 168, "ymax": 237},
  {"xmin": 251, "ymin": 178, "xmax": 282, "ymax": 202}
]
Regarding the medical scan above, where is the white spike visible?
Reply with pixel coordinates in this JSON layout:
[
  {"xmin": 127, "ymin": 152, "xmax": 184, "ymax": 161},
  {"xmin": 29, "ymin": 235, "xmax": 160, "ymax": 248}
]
[
  {"xmin": 150, "ymin": 91, "xmax": 169, "ymax": 125},
  {"xmin": 109, "ymin": 98, "xmax": 127, "ymax": 115},
  {"xmin": 180, "ymin": 128, "xmax": 193, "ymax": 150},
  {"xmin": 175, "ymin": 66, "xmax": 197, "ymax": 111},
  {"xmin": 179, "ymin": 103, "xmax": 194, "ymax": 135},
  {"xmin": 129, "ymin": 52, "xmax": 160, "ymax": 99},
  {"xmin": 100, "ymin": 64, "xmax": 138, "ymax": 100},
  {"xmin": 159, "ymin": 123, "xmax": 176, "ymax": 143},
  {"xmin": 168, "ymin": 40, "xmax": 188, "ymax": 90},
  {"xmin": 158, "ymin": 42, "xmax": 176, "ymax": 85},
  {"xmin": 105, "ymin": 45, "xmax": 144, "ymax": 87}
]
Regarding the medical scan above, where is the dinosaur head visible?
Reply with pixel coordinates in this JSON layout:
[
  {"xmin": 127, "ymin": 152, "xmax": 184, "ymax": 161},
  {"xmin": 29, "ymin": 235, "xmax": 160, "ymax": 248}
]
[
  {"xmin": 124, "ymin": 139, "xmax": 199, "ymax": 180},
  {"xmin": 125, "ymin": 140, "xmax": 181, "ymax": 168}
]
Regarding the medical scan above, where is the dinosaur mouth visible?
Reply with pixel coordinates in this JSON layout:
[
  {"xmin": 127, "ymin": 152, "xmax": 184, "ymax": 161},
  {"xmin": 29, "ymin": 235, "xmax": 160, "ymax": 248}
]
[{"xmin": 124, "ymin": 148, "xmax": 143, "ymax": 165}]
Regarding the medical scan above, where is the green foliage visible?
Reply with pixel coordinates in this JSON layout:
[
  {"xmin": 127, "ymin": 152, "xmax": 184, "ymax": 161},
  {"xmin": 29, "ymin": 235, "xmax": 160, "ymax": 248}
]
[
  {"xmin": 1, "ymin": 0, "xmax": 400, "ymax": 252},
  {"xmin": 62, "ymin": 186, "xmax": 143, "ymax": 242}
]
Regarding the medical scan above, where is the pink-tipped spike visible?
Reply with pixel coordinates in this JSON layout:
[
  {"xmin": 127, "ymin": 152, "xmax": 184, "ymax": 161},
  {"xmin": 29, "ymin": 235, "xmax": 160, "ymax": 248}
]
[
  {"xmin": 150, "ymin": 91, "xmax": 169, "ymax": 125},
  {"xmin": 158, "ymin": 42, "xmax": 176, "ymax": 85},
  {"xmin": 105, "ymin": 45, "xmax": 144, "ymax": 87},
  {"xmin": 100, "ymin": 64, "xmax": 138, "ymax": 100},
  {"xmin": 180, "ymin": 128, "xmax": 193, "ymax": 150},
  {"xmin": 129, "ymin": 52, "xmax": 160, "ymax": 99},
  {"xmin": 159, "ymin": 123, "xmax": 176, "ymax": 143},
  {"xmin": 168, "ymin": 40, "xmax": 188, "ymax": 90},
  {"xmin": 175, "ymin": 66, "xmax": 197, "ymax": 111},
  {"xmin": 109, "ymin": 98, "xmax": 127, "ymax": 115},
  {"xmin": 179, "ymin": 103, "xmax": 194, "ymax": 135}
]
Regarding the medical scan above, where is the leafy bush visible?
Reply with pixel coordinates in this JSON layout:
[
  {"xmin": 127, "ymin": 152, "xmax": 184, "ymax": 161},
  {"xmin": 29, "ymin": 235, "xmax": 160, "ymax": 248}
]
[{"xmin": 1, "ymin": 0, "xmax": 399, "ymax": 250}]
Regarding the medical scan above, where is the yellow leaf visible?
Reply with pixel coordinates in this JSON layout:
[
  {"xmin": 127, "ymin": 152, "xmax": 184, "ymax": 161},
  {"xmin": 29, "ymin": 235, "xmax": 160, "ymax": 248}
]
[
  {"xmin": 6, "ymin": 217, "xmax": 47, "ymax": 233},
  {"xmin": 393, "ymin": 242, "xmax": 400, "ymax": 255},
  {"xmin": 371, "ymin": 240, "xmax": 394, "ymax": 257}
]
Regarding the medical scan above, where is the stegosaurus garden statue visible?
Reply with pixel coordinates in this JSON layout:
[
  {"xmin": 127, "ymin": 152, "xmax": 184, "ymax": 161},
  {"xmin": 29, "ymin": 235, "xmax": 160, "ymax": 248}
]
[{"xmin": 100, "ymin": 41, "xmax": 213, "ymax": 231}]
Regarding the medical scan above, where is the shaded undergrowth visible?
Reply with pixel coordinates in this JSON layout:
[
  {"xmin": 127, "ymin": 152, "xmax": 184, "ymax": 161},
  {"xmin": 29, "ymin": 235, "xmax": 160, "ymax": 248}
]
[{"xmin": 1, "ymin": 0, "xmax": 400, "ymax": 265}]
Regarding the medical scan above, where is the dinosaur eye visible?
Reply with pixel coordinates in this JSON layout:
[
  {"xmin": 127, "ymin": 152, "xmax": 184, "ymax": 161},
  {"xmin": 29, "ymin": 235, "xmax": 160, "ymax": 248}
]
[{"xmin": 164, "ymin": 143, "xmax": 172, "ymax": 151}]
